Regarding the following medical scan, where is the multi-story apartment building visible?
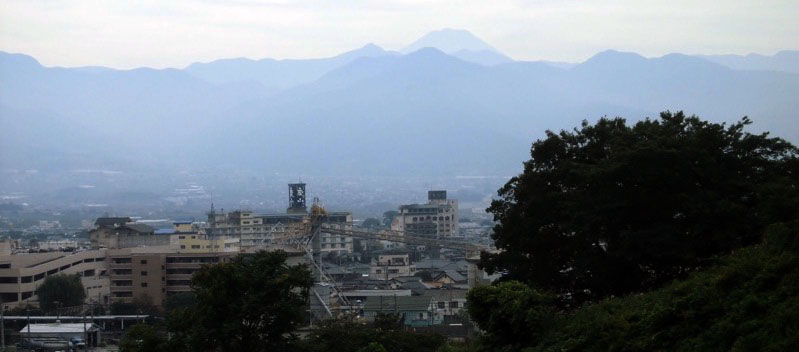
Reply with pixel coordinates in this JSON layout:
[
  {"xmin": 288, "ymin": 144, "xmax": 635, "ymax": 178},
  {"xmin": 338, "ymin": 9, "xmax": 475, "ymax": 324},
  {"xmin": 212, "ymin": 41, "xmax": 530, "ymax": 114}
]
[
  {"xmin": 205, "ymin": 209, "xmax": 270, "ymax": 248},
  {"xmin": 107, "ymin": 245, "xmax": 306, "ymax": 307},
  {"xmin": 0, "ymin": 250, "xmax": 110, "ymax": 309},
  {"xmin": 370, "ymin": 254, "xmax": 416, "ymax": 280},
  {"xmin": 169, "ymin": 234, "xmax": 240, "ymax": 253},
  {"xmin": 391, "ymin": 190, "xmax": 459, "ymax": 237},
  {"xmin": 107, "ymin": 246, "xmax": 238, "ymax": 307},
  {"xmin": 203, "ymin": 184, "xmax": 354, "ymax": 255}
]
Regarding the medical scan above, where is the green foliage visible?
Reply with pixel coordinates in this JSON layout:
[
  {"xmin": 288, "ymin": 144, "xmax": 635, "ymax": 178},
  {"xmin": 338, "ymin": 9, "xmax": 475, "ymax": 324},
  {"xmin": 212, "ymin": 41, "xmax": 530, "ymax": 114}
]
[
  {"xmin": 35, "ymin": 273, "xmax": 86, "ymax": 311},
  {"xmin": 357, "ymin": 342, "xmax": 388, "ymax": 352},
  {"xmin": 363, "ymin": 218, "xmax": 382, "ymax": 228},
  {"xmin": 166, "ymin": 250, "xmax": 313, "ymax": 352},
  {"xmin": 382, "ymin": 211, "xmax": 399, "ymax": 227},
  {"xmin": 471, "ymin": 221, "xmax": 799, "ymax": 351},
  {"xmin": 482, "ymin": 112, "xmax": 798, "ymax": 305},
  {"xmin": 120, "ymin": 324, "xmax": 166, "ymax": 352},
  {"xmin": 164, "ymin": 291, "xmax": 195, "ymax": 313},
  {"xmin": 298, "ymin": 316, "xmax": 446, "ymax": 352},
  {"xmin": 110, "ymin": 294, "xmax": 159, "ymax": 316},
  {"xmin": 467, "ymin": 281, "xmax": 556, "ymax": 349}
]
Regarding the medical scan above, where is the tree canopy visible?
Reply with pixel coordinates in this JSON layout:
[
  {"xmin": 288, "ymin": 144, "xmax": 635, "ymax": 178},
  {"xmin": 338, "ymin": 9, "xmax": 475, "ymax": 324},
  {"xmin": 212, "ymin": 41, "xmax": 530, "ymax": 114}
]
[
  {"xmin": 362, "ymin": 218, "xmax": 382, "ymax": 228},
  {"xmin": 35, "ymin": 273, "xmax": 86, "ymax": 311},
  {"xmin": 469, "ymin": 221, "xmax": 799, "ymax": 351},
  {"xmin": 480, "ymin": 112, "xmax": 798, "ymax": 305},
  {"xmin": 298, "ymin": 315, "xmax": 446, "ymax": 352},
  {"xmin": 166, "ymin": 250, "xmax": 313, "ymax": 352}
]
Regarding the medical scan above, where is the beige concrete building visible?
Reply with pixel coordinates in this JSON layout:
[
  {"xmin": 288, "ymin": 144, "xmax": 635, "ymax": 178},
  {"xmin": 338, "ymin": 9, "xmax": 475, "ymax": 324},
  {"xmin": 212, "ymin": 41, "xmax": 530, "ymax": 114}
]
[
  {"xmin": 89, "ymin": 217, "xmax": 161, "ymax": 248},
  {"xmin": 169, "ymin": 234, "xmax": 240, "ymax": 253},
  {"xmin": 107, "ymin": 245, "xmax": 306, "ymax": 307},
  {"xmin": 205, "ymin": 210, "xmax": 271, "ymax": 247},
  {"xmin": 370, "ymin": 254, "xmax": 416, "ymax": 280},
  {"xmin": 0, "ymin": 249, "xmax": 110, "ymax": 309},
  {"xmin": 207, "ymin": 210, "xmax": 354, "ymax": 255},
  {"xmin": 391, "ymin": 190, "xmax": 459, "ymax": 237},
  {"xmin": 107, "ymin": 246, "xmax": 238, "ymax": 307}
]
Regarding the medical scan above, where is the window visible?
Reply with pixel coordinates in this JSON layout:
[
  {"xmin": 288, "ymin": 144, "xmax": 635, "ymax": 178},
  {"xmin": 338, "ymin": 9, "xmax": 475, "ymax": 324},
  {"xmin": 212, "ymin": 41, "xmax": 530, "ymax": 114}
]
[
  {"xmin": 179, "ymin": 236, "xmax": 185, "ymax": 239},
  {"xmin": 450, "ymin": 301, "xmax": 459, "ymax": 308},
  {"xmin": 140, "ymin": 259, "xmax": 147, "ymax": 264},
  {"xmin": 180, "ymin": 245, "xmax": 186, "ymax": 249},
  {"xmin": 141, "ymin": 282, "xmax": 148, "ymax": 287},
  {"xmin": 0, "ymin": 277, "xmax": 18, "ymax": 284},
  {"xmin": 191, "ymin": 245, "xmax": 201, "ymax": 249},
  {"xmin": 438, "ymin": 302, "xmax": 445, "ymax": 309},
  {"xmin": 141, "ymin": 271, "xmax": 148, "ymax": 276},
  {"xmin": 418, "ymin": 313, "xmax": 424, "ymax": 319}
]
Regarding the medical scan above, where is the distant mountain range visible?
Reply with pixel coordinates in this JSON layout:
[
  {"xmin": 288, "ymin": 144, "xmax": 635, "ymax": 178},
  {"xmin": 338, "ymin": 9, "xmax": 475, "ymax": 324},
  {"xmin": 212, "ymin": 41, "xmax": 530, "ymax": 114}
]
[{"xmin": 1, "ymin": 29, "xmax": 798, "ymax": 195}]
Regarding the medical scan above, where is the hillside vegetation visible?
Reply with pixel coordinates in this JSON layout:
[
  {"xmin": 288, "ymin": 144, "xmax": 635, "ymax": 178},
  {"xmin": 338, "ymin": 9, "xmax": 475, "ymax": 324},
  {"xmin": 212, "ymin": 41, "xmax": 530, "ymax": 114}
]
[{"xmin": 468, "ymin": 112, "xmax": 798, "ymax": 351}]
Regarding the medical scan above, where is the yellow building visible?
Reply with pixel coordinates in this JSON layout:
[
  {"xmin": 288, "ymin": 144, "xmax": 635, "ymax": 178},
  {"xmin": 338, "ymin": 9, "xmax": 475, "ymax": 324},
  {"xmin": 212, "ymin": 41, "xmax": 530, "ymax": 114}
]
[{"xmin": 169, "ymin": 234, "xmax": 240, "ymax": 253}]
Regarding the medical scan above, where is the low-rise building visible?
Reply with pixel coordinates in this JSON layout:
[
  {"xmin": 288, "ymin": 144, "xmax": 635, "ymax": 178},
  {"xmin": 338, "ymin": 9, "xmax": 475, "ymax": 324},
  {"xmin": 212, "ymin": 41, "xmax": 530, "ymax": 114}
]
[
  {"xmin": 38, "ymin": 240, "xmax": 78, "ymax": 251},
  {"xmin": 362, "ymin": 296, "xmax": 440, "ymax": 327},
  {"xmin": 370, "ymin": 254, "xmax": 416, "ymax": 280},
  {"xmin": 89, "ymin": 217, "xmax": 160, "ymax": 248},
  {"xmin": 425, "ymin": 289, "xmax": 468, "ymax": 317}
]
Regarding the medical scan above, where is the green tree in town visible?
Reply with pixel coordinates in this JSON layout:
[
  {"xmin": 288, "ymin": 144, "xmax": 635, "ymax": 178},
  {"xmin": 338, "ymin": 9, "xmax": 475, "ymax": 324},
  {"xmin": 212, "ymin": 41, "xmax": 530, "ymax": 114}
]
[
  {"xmin": 480, "ymin": 112, "xmax": 798, "ymax": 306},
  {"xmin": 362, "ymin": 218, "xmax": 382, "ymax": 228},
  {"xmin": 298, "ymin": 315, "xmax": 446, "ymax": 352},
  {"xmin": 467, "ymin": 281, "xmax": 556, "ymax": 349},
  {"xmin": 119, "ymin": 324, "xmax": 166, "ymax": 352},
  {"xmin": 35, "ymin": 274, "xmax": 86, "ymax": 311},
  {"xmin": 382, "ymin": 211, "xmax": 399, "ymax": 227},
  {"xmin": 167, "ymin": 250, "xmax": 313, "ymax": 352}
]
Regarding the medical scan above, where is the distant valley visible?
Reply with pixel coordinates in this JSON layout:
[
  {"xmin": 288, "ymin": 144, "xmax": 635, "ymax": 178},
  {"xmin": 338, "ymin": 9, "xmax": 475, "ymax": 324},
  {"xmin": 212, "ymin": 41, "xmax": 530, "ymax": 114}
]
[{"xmin": 1, "ymin": 29, "xmax": 798, "ymax": 208}]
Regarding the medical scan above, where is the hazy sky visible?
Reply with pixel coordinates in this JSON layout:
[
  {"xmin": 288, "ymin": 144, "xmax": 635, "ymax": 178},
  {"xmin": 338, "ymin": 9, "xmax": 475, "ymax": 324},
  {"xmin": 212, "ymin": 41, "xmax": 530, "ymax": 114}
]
[{"xmin": 1, "ymin": 0, "xmax": 796, "ymax": 69}]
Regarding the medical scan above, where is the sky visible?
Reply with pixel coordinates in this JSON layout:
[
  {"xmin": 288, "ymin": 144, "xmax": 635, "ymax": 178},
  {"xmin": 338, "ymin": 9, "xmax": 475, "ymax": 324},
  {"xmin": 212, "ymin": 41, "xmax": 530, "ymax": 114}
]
[{"xmin": 1, "ymin": 0, "xmax": 797, "ymax": 69}]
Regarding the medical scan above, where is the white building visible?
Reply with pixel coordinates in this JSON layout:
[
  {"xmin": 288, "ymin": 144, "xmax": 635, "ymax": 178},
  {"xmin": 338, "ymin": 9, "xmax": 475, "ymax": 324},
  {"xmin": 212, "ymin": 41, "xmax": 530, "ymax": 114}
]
[
  {"xmin": 391, "ymin": 190, "xmax": 459, "ymax": 237},
  {"xmin": 370, "ymin": 254, "xmax": 416, "ymax": 280}
]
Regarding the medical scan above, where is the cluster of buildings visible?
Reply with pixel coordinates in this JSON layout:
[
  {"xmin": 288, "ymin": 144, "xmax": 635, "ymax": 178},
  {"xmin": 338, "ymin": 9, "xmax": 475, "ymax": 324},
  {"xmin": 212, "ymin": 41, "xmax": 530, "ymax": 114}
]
[
  {"xmin": 0, "ymin": 184, "xmax": 483, "ymax": 331},
  {"xmin": 327, "ymin": 252, "xmax": 472, "ymax": 328}
]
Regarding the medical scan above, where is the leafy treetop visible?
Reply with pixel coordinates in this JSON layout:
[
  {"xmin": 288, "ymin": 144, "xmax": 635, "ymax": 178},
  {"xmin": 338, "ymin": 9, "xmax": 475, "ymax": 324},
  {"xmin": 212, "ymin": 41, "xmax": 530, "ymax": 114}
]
[{"xmin": 480, "ymin": 111, "xmax": 798, "ymax": 306}]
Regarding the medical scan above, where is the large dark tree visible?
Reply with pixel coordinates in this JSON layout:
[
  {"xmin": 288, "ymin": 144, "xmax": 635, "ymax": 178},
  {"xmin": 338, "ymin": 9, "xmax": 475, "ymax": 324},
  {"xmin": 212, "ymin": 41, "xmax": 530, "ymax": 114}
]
[
  {"xmin": 167, "ymin": 250, "xmax": 313, "ymax": 352},
  {"xmin": 35, "ymin": 274, "xmax": 86, "ymax": 311},
  {"xmin": 480, "ymin": 112, "xmax": 798, "ymax": 305}
]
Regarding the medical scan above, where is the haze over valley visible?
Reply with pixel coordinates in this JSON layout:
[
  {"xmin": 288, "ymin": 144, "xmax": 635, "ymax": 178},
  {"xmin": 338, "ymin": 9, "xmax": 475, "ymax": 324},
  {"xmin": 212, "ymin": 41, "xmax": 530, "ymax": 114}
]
[{"xmin": 2, "ymin": 29, "xmax": 798, "ymax": 212}]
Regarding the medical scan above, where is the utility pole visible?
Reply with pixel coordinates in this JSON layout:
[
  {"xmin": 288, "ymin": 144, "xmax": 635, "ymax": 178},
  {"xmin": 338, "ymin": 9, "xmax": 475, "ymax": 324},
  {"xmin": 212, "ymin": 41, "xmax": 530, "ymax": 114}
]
[
  {"xmin": 26, "ymin": 305, "xmax": 31, "ymax": 352},
  {"xmin": 82, "ymin": 303, "xmax": 87, "ymax": 352},
  {"xmin": 89, "ymin": 301, "xmax": 95, "ymax": 351},
  {"xmin": 1, "ymin": 298, "xmax": 5, "ymax": 352}
]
